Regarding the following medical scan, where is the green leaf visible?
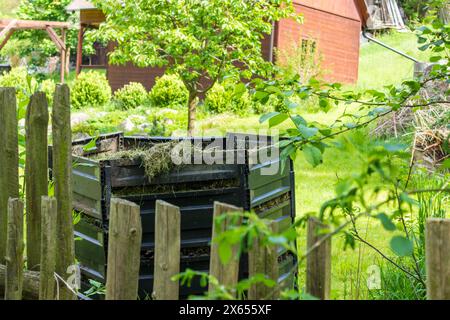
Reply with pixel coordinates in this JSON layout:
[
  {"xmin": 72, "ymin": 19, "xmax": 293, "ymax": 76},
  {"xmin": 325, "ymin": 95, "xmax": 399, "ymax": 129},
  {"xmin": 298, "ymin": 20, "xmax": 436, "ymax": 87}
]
[
  {"xmin": 268, "ymin": 113, "xmax": 289, "ymax": 127},
  {"xmin": 429, "ymin": 56, "xmax": 441, "ymax": 62},
  {"xmin": 376, "ymin": 213, "xmax": 396, "ymax": 232},
  {"xmin": 291, "ymin": 115, "xmax": 307, "ymax": 127},
  {"xmin": 233, "ymin": 83, "xmax": 246, "ymax": 98},
  {"xmin": 218, "ymin": 242, "xmax": 232, "ymax": 265},
  {"xmin": 319, "ymin": 98, "xmax": 330, "ymax": 112},
  {"xmin": 255, "ymin": 91, "xmax": 270, "ymax": 102},
  {"xmin": 303, "ymin": 145, "xmax": 323, "ymax": 168},
  {"xmin": 259, "ymin": 112, "xmax": 279, "ymax": 124},
  {"xmin": 390, "ymin": 236, "xmax": 413, "ymax": 257},
  {"xmin": 298, "ymin": 124, "xmax": 318, "ymax": 139}
]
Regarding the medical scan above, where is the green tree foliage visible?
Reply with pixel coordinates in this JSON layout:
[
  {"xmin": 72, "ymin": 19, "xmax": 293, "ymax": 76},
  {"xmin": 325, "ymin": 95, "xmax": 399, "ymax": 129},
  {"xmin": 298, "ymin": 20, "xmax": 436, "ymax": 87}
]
[
  {"xmin": 92, "ymin": 0, "xmax": 300, "ymax": 133},
  {"xmin": 14, "ymin": 0, "xmax": 78, "ymax": 68},
  {"xmin": 399, "ymin": 0, "xmax": 447, "ymax": 22}
]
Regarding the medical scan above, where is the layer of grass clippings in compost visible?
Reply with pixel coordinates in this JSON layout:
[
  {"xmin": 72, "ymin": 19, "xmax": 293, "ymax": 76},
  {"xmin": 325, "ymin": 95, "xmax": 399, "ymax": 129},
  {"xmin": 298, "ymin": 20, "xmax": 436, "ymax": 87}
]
[{"xmin": 92, "ymin": 141, "xmax": 179, "ymax": 182}]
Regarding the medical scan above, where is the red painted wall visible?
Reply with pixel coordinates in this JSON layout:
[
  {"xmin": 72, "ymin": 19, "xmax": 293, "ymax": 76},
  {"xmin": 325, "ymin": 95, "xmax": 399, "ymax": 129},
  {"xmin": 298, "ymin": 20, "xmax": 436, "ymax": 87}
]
[{"xmin": 275, "ymin": 2, "xmax": 362, "ymax": 83}]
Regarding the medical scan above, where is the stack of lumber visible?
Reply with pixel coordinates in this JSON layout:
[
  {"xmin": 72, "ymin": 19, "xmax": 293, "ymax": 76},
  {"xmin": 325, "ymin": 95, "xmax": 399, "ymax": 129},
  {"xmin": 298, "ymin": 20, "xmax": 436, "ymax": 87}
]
[{"xmin": 365, "ymin": 0, "xmax": 405, "ymax": 30}]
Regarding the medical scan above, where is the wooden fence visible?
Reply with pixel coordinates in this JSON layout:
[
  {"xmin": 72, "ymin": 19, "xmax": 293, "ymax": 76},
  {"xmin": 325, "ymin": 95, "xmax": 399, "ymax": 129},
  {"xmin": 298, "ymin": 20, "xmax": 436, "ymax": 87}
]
[
  {"xmin": 104, "ymin": 200, "xmax": 282, "ymax": 300},
  {"xmin": 0, "ymin": 85, "xmax": 75, "ymax": 300}
]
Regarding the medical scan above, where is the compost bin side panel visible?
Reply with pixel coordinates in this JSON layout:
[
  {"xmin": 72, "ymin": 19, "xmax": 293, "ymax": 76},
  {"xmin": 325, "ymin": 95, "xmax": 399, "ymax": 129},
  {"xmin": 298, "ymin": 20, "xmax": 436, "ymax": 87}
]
[{"xmin": 71, "ymin": 156, "xmax": 108, "ymax": 282}]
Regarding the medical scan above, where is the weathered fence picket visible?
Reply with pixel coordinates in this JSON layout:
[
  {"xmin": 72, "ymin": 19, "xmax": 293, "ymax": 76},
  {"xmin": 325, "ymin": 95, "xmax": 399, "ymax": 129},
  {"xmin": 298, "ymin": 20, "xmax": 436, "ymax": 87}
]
[
  {"xmin": 52, "ymin": 84, "xmax": 76, "ymax": 300},
  {"xmin": 306, "ymin": 217, "xmax": 331, "ymax": 300},
  {"xmin": 0, "ymin": 87, "xmax": 19, "ymax": 265},
  {"xmin": 208, "ymin": 202, "xmax": 243, "ymax": 296},
  {"xmin": 426, "ymin": 218, "xmax": 450, "ymax": 300},
  {"xmin": 248, "ymin": 220, "xmax": 279, "ymax": 300},
  {"xmin": 152, "ymin": 200, "xmax": 181, "ymax": 300},
  {"xmin": 106, "ymin": 198, "xmax": 142, "ymax": 300},
  {"xmin": 39, "ymin": 196, "xmax": 57, "ymax": 300},
  {"xmin": 5, "ymin": 198, "xmax": 24, "ymax": 300},
  {"xmin": 25, "ymin": 92, "xmax": 49, "ymax": 270},
  {"xmin": 0, "ymin": 265, "xmax": 39, "ymax": 300}
]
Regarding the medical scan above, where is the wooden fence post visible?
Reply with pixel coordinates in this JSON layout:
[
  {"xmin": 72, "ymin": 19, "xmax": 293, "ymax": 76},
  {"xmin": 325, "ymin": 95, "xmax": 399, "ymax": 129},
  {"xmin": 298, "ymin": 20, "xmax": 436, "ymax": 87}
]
[
  {"xmin": 306, "ymin": 217, "xmax": 331, "ymax": 300},
  {"xmin": 0, "ymin": 87, "xmax": 19, "ymax": 265},
  {"xmin": 248, "ymin": 220, "xmax": 279, "ymax": 300},
  {"xmin": 5, "ymin": 198, "xmax": 24, "ymax": 300},
  {"xmin": 152, "ymin": 200, "xmax": 180, "ymax": 300},
  {"xmin": 208, "ymin": 202, "xmax": 243, "ymax": 296},
  {"xmin": 426, "ymin": 218, "xmax": 450, "ymax": 300},
  {"xmin": 39, "ymin": 196, "xmax": 57, "ymax": 300},
  {"xmin": 25, "ymin": 92, "xmax": 49, "ymax": 271},
  {"xmin": 52, "ymin": 84, "xmax": 76, "ymax": 300},
  {"xmin": 0, "ymin": 265, "xmax": 40, "ymax": 300},
  {"xmin": 106, "ymin": 198, "xmax": 142, "ymax": 300}
]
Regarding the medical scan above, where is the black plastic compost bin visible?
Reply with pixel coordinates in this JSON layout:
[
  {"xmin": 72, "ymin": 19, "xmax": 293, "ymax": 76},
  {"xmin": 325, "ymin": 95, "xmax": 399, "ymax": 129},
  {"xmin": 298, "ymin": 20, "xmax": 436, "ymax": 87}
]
[{"xmin": 50, "ymin": 132, "xmax": 297, "ymax": 299}]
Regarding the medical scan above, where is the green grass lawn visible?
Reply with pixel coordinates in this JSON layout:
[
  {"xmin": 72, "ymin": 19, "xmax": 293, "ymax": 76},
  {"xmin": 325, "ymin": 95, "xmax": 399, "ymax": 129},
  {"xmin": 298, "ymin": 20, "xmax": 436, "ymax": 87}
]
[{"xmin": 358, "ymin": 30, "xmax": 432, "ymax": 90}]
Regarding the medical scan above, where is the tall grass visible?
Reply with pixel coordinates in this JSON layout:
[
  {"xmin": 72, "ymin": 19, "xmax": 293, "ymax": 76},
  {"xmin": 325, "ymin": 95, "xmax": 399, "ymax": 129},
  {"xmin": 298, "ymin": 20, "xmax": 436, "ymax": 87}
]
[{"xmin": 369, "ymin": 172, "xmax": 449, "ymax": 300}]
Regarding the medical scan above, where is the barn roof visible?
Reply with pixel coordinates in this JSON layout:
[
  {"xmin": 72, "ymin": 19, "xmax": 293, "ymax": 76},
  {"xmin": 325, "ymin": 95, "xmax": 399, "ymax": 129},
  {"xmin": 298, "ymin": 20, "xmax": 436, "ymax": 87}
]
[{"xmin": 66, "ymin": 0, "xmax": 96, "ymax": 11}]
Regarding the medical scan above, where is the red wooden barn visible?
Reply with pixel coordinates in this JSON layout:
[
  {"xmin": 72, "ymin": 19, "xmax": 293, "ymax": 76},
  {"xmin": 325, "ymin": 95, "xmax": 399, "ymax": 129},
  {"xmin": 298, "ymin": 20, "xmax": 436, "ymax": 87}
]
[{"xmin": 67, "ymin": 0, "xmax": 369, "ymax": 91}]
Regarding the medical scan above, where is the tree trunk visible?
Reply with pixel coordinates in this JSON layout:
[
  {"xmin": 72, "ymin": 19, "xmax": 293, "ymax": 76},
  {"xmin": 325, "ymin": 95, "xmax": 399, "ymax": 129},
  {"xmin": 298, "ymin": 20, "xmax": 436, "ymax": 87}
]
[{"xmin": 187, "ymin": 91, "xmax": 197, "ymax": 135}]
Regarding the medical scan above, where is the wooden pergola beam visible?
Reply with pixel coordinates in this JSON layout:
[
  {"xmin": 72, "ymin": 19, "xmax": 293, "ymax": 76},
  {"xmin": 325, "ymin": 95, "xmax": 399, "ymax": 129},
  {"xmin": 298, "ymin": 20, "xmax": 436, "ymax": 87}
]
[
  {"xmin": 0, "ymin": 19, "xmax": 69, "ymax": 83},
  {"xmin": 46, "ymin": 26, "xmax": 66, "ymax": 52},
  {"xmin": 0, "ymin": 20, "xmax": 17, "ymax": 39},
  {"xmin": 0, "ymin": 30, "xmax": 15, "ymax": 51},
  {"xmin": 0, "ymin": 19, "xmax": 70, "ymax": 30}
]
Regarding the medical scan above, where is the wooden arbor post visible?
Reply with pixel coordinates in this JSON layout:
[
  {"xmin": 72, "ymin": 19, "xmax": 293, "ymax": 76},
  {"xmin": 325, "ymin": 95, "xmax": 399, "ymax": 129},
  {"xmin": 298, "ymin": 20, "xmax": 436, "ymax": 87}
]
[{"xmin": 0, "ymin": 19, "xmax": 70, "ymax": 83}]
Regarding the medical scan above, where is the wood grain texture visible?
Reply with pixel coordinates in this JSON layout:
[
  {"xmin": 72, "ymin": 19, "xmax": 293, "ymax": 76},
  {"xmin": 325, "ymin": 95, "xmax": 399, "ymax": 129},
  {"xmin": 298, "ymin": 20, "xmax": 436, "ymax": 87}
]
[
  {"xmin": 0, "ymin": 87, "xmax": 19, "ymax": 265},
  {"xmin": 39, "ymin": 196, "xmax": 57, "ymax": 300},
  {"xmin": 306, "ymin": 217, "xmax": 331, "ymax": 300},
  {"xmin": 426, "ymin": 218, "xmax": 450, "ymax": 300},
  {"xmin": 5, "ymin": 198, "xmax": 24, "ymax": 300},
  {"xmin": 106, "ymin": 198, "xmax": 142, "ymax": 300},
  {"xmin": 208, "ymin": 202, "xmax": 243, "ymax": 296},
  {"xmin": 25, "ymin": 92, "xmax": 49, "ymax": 270},
  {"xmin": 152, "ymin": 200, "xmax": 180, "ymax": 300},
  {"xmin": 0, "ymin": 264, "xmax": 40, "ymax": 300},
  {"xmin": 248, "ymin": 220, "xmax": 279, "ymax": 300},
  {"xmin": 52, "ymin": 84, "xmax": 76, "ymax": 300}
]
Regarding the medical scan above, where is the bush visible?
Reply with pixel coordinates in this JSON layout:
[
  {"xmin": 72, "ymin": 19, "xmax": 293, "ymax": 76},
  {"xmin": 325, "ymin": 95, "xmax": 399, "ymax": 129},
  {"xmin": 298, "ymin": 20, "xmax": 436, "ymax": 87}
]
[
  {"xmin": 113, "ymin": 82, "xmax": 148, "ymax": 110},
  {"xmin": 204, "ymin": 80, "xmax": 252, "ymax": 116},
  {"xmin": 0, "ymin": 67, "xmax": 37, "ymax": 102},
  {"xmin": 71, "ymin": 71, "xmax": 112, "ymax": 108},
  {"xmin": 40, "ymin": 78, "xmax": 56, "ymax": 106},
  {"xmin": 148, "ymin": 74, "xmax": 188, "ymax": 108}
]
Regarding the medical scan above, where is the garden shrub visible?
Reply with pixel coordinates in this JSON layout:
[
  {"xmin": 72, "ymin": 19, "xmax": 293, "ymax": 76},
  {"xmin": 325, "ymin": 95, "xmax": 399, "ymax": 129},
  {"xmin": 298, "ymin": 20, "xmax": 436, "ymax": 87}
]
[
  {"xmin": 148, "ymin": 74, "xmax": 188, "ymax": 108},
  {"xmin": 0, "ymin": 67, "xmax": 37, "ymax": 102},
  {"xmin": 40, "ymin": 78, "xmax": 56, "ymax": 106},
  {"xmin": 204, "ymin": 80, "xmax": 252, "ymax": 116},
  {"xmin": 71, "ymin": 71, "xmax": 112, "ymax": 108},
  {"xmin": 113, "ymin": 82, "xmax": 148, "ymax": 110}
]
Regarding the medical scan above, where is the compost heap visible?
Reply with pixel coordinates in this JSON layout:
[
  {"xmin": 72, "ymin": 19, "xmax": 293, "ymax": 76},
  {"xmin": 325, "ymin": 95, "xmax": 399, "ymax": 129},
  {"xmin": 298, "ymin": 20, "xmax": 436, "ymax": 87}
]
[
  {"xmin": 97, "ymin": 141, "xmax": 179, "ymax": 181},
  {"xmin": 372, "ymin": 65, "xmax": 449, "ymax": 169}
]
